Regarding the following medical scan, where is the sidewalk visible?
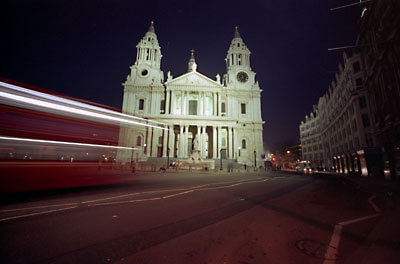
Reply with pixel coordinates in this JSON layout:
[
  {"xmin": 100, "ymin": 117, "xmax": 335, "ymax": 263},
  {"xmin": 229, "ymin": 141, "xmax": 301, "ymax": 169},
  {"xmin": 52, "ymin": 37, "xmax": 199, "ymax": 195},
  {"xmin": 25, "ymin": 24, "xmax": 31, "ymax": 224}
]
[{"xmin": 335, "ymin": 174, "xmax": 400, "ymax": 263}]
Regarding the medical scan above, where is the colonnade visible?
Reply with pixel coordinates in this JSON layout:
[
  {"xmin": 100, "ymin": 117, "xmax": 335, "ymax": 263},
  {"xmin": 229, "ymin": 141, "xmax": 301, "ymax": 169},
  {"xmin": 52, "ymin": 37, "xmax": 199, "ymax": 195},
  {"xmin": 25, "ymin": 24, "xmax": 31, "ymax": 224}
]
[
  {"xmin": 144, "ymin": 124, "xmax": 237, "ymax": 160},
  {"xmin": 165, "ymin": 90, "xmax": 222, "ymax": 116}
]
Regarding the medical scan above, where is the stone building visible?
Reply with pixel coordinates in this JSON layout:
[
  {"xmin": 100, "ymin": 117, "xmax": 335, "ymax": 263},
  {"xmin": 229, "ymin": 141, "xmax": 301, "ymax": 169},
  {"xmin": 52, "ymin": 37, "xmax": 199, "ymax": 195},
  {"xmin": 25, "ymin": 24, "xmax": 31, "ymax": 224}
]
[
  {"xmin": 118, "ymin": 22, "xmax": 264, "ymax": 167},
  {"xmin": 300, "ymin": 52, "xmax": 376, "ymax": 174},
  {"xmin": 356, "ymin": 0, "xmax": 400, "ymax": 180}
]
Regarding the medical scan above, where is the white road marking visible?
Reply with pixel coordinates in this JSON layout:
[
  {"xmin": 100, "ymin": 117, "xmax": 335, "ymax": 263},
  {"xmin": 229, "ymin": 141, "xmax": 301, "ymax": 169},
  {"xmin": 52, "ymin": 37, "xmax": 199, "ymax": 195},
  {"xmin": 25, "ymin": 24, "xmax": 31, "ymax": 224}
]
[
  {"xmin": 162, "ymin": 190, "xmax": 194, "ymax": 199},
  {"xmin": 0, "ymin": 203, "xmax": 78, "ymax": 213},
  {"xmin": 338, "ymin": 213, "xmax": 380, "ymax": 226},
  {"xmin": 88, "ymin": 197, "xmax": 162, "ymax": 207},
  {"xmin": 368, "ymin": 194, "xmax": 381, "ymax": 213},
  {"xmin": 81, "ymin": 178, "xmax": 264, "ymax": 204},
  {"xmin": 323, "ymin": 224, "xmax": 342, "ymax": 262},
  {"xmin": 322, "ymin": 193, "xmax": 381, "ymax": 264},
  {"xmin": 0, "ymin": 206, "xmax": 78, "ymax": 222},
  {"xmin": 1, "ymin": 177, "xmax": 270, "ymax": 221}
]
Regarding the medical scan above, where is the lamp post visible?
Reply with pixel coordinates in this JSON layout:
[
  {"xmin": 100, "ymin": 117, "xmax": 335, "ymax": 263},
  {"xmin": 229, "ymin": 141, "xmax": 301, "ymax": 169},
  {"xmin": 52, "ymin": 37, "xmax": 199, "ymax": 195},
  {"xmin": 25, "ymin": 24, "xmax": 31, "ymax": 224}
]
[
  {"xmin": 254, "ymin": 150, "xmax": 257, "ymax": 168},
  {"xmin": 131, "ymin": 146, "xmax": 134, "ymax": 164},
  {"xmin": 220, "ymin": 149, "xmax": 223, "ymax": 170},
  {"xmin": 167, "ymin": 147, "xmax": 170, "ymax": 169}
]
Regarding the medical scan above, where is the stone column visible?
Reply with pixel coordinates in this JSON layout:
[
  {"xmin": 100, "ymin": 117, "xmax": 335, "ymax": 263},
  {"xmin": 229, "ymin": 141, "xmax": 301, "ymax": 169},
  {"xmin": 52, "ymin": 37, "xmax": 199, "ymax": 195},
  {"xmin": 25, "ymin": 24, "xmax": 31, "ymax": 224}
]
[
  {"xmin": 197, "ymin": 126, "xmax": 201, "ymax": 153},
  {"xmin": 217, "ymin": 92, "xmax": 220, "ymax": 116},
  {"xmin": 199, "ymin": 92, "xmax": 203, "ymax": 116},
  {"xmin": 179, "ymin": 125, "xmax": 184, "ymax": 158},
  {"xmin": 169, "ymin": 125, "xmax": 175, "ymax": 158},
  {"xmin": 228, "ymin": 126, "xmax": 233, "ymax": 159},
  {"xmin": 202, "ymin": 126, "xmax": 206, "ymax": 158},
  {"xmin": 213, "ymin": 92, "xmax": 217, "ymax": 116},
  {"xmin": 233, "ymin": 127, "xmax": 237, "ymax": 160},
  {"xmin": 185, "ymin": 125, "xmax": 189, "ymax": 157},
  {"xmin": 146, "ymin": 127, "xmax": 152, "ymax": 157},
  {"xmin": 170, "ymin": 91, "xmax": 175, "ymax": 115},
  {"xmin": 165, "ymin": 90, "xmax": 170, "ymax": 114},
  {"xmin": 217, "ymin": 126, "xmax": 222, "ymax": 159},
  {"xmin": 180, "ymin": 91, "xmax": 184, "ymax": 115},
  {"xmin": 203, "ymin": 92, "xmax": 206, "ymax": 115},
  {"xmin": 185, "ymin": 91, "xmax": 189, "ymax": 115},
  {"xmin": 213, "ymin": 126, "xmax": 217, "ymax": 159},
  {"xmin": 162, "ymin": 126, "xmax": 168, "ymax": 157}
]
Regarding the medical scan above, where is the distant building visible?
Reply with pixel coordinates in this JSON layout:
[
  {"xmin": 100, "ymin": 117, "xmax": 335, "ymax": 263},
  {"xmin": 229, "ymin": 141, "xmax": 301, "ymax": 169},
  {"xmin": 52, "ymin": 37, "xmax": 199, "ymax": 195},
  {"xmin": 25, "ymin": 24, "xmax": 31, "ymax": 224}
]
[
  {"xmin": 300, "ymin": 52, "xmax": 376, "ymax": 175},
  {"xmin": 356, "ymin": 0, "xmax": 400, "ymax": 180},
  {"xmin": 281, "ymin": 144, "xmax": 302, "ymax": 169},
  {"xmin": 117, "ymin": 22, "xmax": 265, "ymax": 166}
]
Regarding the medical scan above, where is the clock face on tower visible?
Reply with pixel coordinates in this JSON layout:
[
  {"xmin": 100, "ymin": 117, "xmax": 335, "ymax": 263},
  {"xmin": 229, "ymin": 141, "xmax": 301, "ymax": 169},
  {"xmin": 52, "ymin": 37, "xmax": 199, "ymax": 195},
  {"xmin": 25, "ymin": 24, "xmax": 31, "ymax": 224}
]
[{"xmin": 236, "ymin": 71, "xmax": 248, "ymax": 83}]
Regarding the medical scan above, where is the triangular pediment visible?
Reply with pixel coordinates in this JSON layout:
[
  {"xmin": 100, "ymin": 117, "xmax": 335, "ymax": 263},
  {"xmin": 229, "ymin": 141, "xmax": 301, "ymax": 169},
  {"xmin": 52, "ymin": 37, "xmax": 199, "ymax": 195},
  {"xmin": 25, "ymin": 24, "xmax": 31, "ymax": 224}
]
[{"xmin": 165, "ymin": 71, "xmax": 222, "ymax": 88}]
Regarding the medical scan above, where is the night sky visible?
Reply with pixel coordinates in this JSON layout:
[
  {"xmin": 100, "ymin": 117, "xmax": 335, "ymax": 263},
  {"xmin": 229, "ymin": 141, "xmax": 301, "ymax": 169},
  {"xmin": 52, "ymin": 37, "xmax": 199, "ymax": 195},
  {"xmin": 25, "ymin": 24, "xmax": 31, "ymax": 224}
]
[{"xmin": 1, "ymin": 0, "xmax": 361, "ymax": 152}]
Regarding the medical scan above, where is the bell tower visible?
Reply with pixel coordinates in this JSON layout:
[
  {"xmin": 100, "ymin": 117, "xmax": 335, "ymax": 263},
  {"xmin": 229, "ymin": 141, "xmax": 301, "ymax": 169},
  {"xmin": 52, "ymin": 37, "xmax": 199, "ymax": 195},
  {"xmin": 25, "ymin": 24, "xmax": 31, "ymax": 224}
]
[
  {"xmin": 223, "ymin": 26, "xmax": 256, "ymax": 89},
  {"xmin": 124, "ymin": 21, "xmax": 164, "ymax": 86}
]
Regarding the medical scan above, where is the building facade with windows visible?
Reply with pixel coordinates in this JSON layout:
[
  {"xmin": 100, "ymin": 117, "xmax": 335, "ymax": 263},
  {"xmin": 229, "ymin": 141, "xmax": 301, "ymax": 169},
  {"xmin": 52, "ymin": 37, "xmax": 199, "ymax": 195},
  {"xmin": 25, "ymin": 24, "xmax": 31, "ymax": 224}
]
[
  {"xmin": 356, "ymin": 0, "xmax": 400, "ymax": 180},
  {"xmin": 118, "ymin": 22, "xmax": 264, "ymax": 166},
  {"xmin": 300, "ymin": 52, "xmax": 376, "ymax": 174}
]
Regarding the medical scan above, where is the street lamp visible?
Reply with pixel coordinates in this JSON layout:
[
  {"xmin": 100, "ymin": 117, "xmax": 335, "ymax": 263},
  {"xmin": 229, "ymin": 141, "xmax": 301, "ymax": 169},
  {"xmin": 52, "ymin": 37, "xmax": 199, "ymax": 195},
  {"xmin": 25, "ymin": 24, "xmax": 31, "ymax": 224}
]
[
  {"xmin": 167, "ymin": 147, "xmax": 170, "ymax": 169},
  {"xmin": 131, "ymin": 146, "xmax": 134, "ymax": 164},
  {"xmin": 254, "ymin": 150, "xmax": 257, "ymax": 168},
  {"xmin": 220, "ymin": 149, "xmax": 223, "ymax": 170}
]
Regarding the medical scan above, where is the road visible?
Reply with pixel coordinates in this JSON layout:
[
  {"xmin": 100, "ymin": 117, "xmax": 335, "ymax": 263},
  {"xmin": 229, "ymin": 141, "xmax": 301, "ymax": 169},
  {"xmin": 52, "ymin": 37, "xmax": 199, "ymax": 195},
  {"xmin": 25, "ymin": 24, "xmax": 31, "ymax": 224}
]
[{"xmin": 0, "ymin": 170, "xmax": 397, "ymax": 263}]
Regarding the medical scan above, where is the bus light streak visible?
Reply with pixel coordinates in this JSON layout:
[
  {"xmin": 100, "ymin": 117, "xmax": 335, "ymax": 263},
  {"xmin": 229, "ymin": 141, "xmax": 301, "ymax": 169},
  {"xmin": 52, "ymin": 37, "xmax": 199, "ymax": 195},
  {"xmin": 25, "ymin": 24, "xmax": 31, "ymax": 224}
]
[
  {"xmin": 0, "ymin": 81, "xmax": 166, "ymax": 126},
  {"xmin": 0, "ymin": 136, "xmax": 136, "ymax": 150}
]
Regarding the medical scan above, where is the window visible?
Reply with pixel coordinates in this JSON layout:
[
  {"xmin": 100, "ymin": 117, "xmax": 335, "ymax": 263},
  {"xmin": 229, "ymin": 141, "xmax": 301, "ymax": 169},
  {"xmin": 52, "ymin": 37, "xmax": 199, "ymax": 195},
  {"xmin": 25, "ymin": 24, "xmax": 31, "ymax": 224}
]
[
  {"xmin": 189, "ymin": 100, "xmax": 197, "ymax": 115},
  {"xmin": 241, "ymin": 103, "xmax": 246, "ymax": 114},
  {"xmin": 355, "ymin": 78, "xmax": 363, "ymax": 87},
  {"xmin": 222, "ymin": 137, "xmax": 226, "ymax": 147},
  {"xmin": 160, "ymin": 100, "xmax": 165, "ymax": 113},
  {"xmin": 362, "ymin": 114, "xmax": 370, "ymax": 128},
  {"xmin": 158, "ymin": 136, "xmax": 163, "ymax": 144},
  {"xmin": 221, "ymin": 102, "xmax": 226, "ymax": 113},
  {"xmin": 359, "ymin": 96, "xmax": 366, "ymax": 108},
  {"xmin": 366, "ymin": 134, "xmax": 373, "ymax": 147},
  {"xmin": 353, "ymin": 62, "xmax": 360, "ymax": 73},
  {"xmin": 242, "ymin": 139, "xmax": 246, "ymax": 149},
  {"xmin": 136, "ymin": 136, "xmax": 141, "ymax": 146},
  {"xmin": 139, "ymin": 99, "xmax": 144, "ymax": 110}
]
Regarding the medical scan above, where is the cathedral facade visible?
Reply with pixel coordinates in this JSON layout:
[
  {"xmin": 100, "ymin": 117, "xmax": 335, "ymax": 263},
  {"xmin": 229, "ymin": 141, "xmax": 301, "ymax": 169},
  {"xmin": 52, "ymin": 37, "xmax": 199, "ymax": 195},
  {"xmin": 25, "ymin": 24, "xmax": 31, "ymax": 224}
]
[{"xmin": 118, "ymin": 22, "xmax": 265, "ymax": 167}]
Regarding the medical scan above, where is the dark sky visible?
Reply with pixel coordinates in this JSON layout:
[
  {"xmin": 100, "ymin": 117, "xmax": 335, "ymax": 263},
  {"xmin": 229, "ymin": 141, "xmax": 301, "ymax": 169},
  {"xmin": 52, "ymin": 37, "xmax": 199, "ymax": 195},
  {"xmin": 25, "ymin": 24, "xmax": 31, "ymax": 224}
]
[{"xmin": 1, "ymin": 0, "xmax": 361, "ymax": 152}]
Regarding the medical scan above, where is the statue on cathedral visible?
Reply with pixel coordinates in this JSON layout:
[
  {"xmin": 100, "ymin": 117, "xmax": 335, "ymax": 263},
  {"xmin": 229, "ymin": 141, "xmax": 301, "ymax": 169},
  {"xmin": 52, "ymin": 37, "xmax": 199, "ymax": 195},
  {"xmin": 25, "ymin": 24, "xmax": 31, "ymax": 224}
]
[
  {"xmin": 193, "ymin": 134, "xmax": 199, "ymax": 151},
  {"xmin": 216, "ymin": 74, "xmax": 221, "ymax": 84},
  {"xmin": 167, "ymin": 71, "xmax": 173, "ymax": 81}
]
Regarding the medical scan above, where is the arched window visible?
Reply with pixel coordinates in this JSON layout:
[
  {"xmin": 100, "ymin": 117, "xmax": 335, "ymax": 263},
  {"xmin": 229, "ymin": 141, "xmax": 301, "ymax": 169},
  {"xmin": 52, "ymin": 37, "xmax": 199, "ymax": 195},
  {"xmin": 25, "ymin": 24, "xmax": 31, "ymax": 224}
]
[
  {"xmin": 242, "ymin": 139, "xmax": 246, "ymax": 149},
  {"xmin": 136, "ymin": 136, "xmax": 142, "ymax": 146}
]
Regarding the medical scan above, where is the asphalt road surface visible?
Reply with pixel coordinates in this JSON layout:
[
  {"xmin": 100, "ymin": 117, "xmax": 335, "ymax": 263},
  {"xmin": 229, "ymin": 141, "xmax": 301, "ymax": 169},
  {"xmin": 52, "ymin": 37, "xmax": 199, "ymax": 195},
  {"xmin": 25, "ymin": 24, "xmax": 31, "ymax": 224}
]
[{"xmin": 0, "ymin": 170, "xmax": 397, "ymax": 263}]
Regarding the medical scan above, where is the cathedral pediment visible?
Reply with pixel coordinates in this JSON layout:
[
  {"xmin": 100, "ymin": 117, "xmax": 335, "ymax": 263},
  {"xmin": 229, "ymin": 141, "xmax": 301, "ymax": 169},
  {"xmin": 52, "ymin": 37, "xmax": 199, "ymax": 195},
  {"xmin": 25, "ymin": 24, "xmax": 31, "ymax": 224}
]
[{"xmin": 165, "ymin": 71, "xmax": 222, "ymax": 88}]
